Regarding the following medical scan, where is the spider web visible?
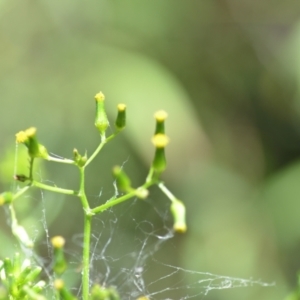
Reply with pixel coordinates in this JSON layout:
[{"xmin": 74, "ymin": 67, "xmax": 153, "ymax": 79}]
[{"xmin": 8, "ymin": 147, "xmax": 274, "ymax": 300}]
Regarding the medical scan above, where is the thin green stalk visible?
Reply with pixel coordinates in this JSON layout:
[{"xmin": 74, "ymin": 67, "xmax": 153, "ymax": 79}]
[
  {"xmin": 145, "ymin": 167, "xmax": 154, "ymax": 183},
  {"xmin": 85, "ymin": 139, "xmax": 107, "ymax": 168},
  {"xmin": 91, "ymin": 180, "xmax": 157, "ymax": 215},
  {"xmin": 29, "ymin": 157, "xmax": 34, "ymax": 181},
  {"xmin": 47, "ymin": 156, "xmax": 75, "ymax": 165},
  {"xmin": 78, "ymin": 167, "xmax": 90, "ymax": 211},
  {"xmin": 85, "ymin": 133, "xmax": 118, "ymax": 168},
  {"xmin": 82, "ymin": 214, "xmax": 92, "ymax": 300},
  {"xmin": 32, "ymin": 181, "xmax": 78, "ymax": 196},
  {"xmin": 12, "ymin": 185, "xmax": 31, "ymax": 201},
  {"xmin": 78, "ymin": 164, "xmax": 92, "ymax": 300},
  {"xmin": 158, "ymin": 182, "xmax": 176, "ymax": 202}
]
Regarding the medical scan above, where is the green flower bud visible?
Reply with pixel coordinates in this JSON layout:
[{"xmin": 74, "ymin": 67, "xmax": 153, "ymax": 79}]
[
  {"xmin": 115, "ymin": 103, "xmax": 126, "ymax": 131},
  {"xmin": 112, "ymin": 166, "xmax": 132, "ymax": 192},
  {"xmin": 73, "ymin": 149, "xmax": 87, "ymax": 167},
  {"xmin": 151, "ymin": 134, "xmax": 170, "ymax": 173},
  {"xmin": 170, "ymin": 200, "xmax": 187, "ymax": 233},
  {"xmin": 0, "ymin": 192, "xmax": 13, "ymax": 205},
  {"xmin": 91, "ymin": 284, "xmax": 120, "ymax": 300},
  {"xmin": 91, "ymin": 284, "xmax": 109, "ymax": 299},
  {"xmin": 3, "ymin": 257, "xmax": 13, "ymax": 276},
  {"xmin": 15, "ymin": 127, "xmax": 48, "ymax": 159},
  {"xmin": 15, "ymin": 265, "xmax": 32, "ymax": 285},
  {"xmin": 54, "ymin": 279, "xmax": 76, "ymax": 300},
  {"xmin": 154, "ymin": 110, "xmax": 168, "ymax": 134},
  {"xmin": 23, "ymin": 266, "xmax": 42, "ymax": 283},
  {"xmin": 94, "ymin": 92, "xmax": 109, "ymax": 136},
  {"xmin": 31, "ymin": 281, "xmax": 46, "ymax": 294},
  {"xmin": 54, "ymin": 279, "xmax": 64, "ymax": 290},
  {"xmin": 51, "ymin": 236, "xmax": 67, "ymax": 275},
  {"xmin": 12, "ymin": 252, "xmax": 21, "ymax": 275}
]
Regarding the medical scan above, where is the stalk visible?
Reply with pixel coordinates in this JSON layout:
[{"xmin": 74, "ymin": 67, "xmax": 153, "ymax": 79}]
[{"xmin": 82, "ymin": 214, "xmax": 92, "ymax": 300}]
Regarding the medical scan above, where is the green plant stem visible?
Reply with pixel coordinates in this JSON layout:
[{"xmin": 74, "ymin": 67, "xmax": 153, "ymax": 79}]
[
  {"xmin": 82, "ymin": 214, "xmax": 92, "ymax": 300},
  {"xmin": 78, "ymin": 167, "xmax": 90, "ymax": 211},
  {"xmin": 85, "ymin": 138, "xmax": 107, "ymax": 168},
  {"xmin": 32, "ymin": 181, "xmax": 78, "ymax": 196},
  {"xmin": 29, "ymin": 158, "xmax": 34, "ymax": 181},
  {"xmin": 158, "ymin": 182, "xmax": 176, "ymax": 202},
  {"xmin": 146, "ymin": 167, "xmax": 154, "ymax": 183},
  {"xmin": 78, "ymin": 163, "xmax": 92, "ymax": 299},
  {"xmin": 85, "ymin": 133, "xmax": 118, "ymax": 168},
  {"xmin": 47, "ymin": 156, "xmax": 75, "ymax": 165},
  {"xmin": 91, "ymin": 180, "xmax": 157, "ymax": 215},
  {"xmin": 12, "ymin": 185, "xmax": 31, "ymax": 201}
]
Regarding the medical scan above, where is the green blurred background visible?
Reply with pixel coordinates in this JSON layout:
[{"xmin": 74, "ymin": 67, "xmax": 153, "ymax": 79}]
[{"xmin": 1, "ymin": 1, "xmax": 300, "ymax": 299}]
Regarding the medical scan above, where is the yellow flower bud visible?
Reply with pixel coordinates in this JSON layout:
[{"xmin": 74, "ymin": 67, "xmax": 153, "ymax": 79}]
[
  {"xmin": 154, "ymin": 110, "xmax": 168, "ymax": 134},
  {"xmin": 115, "ymin": 103, "xmax": 126, "ymax": 131},
  {"xmin": 54, "ymin": 279, "xmax": 64, "ymax": 290},
  {"xmin": 170, "ymin": 200, "xmax": 187, "ymax": 233},
  {"xmin": 151, "ymin": 134, "xmax": 170, "ymax": 173},
  {"xmin": 151, "ymin": 134, "xmax": 170, "ymax": 148},
  {"xmin": 51, "ymin": 236, "xmax": 67, "ymax": 274},
  {"xmin": 51, "ymin": 236, "xmax": 65, "ymax": 248},
  {"xmin": 94, "ymin": 91, "xmax": 109, "ymax": 136}
]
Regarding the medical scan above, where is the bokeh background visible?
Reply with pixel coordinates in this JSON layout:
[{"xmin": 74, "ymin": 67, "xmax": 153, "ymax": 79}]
[{"xmin": 1, "ymin": 1, "xmax": 300, "ymax": 299}]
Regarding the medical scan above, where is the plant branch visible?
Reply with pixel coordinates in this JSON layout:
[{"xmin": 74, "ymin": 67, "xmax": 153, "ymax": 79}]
[
  {"xmin": 85, "ymin": 132, "xmax": 119, "ymax": 168},
  {"xmin": 47, "ymin": 156, "xmax": 75, "ymax": 165},
  {"xmin": 158, "ymin": 182, "xmax": 176, "ymax": 202},
  {"xmin": 12, "ymin": 185, "xmax": 31, "ymax": 201},
  {"xmin": 82, "ymin": 214, "xmax": 92, "ymax": 300},
  {"xmin": 91, "ymin": 179, "xmax": 157, "ymax": 215},
  {"xmin": 32, "ymin": 181, "xmax": 78, "ymax": 196}
]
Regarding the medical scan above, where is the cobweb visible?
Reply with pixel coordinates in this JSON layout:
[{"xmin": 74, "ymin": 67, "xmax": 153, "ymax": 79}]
[{"xmin": 9, "ymin": 148, "xmax": 274, "ymax": 300}]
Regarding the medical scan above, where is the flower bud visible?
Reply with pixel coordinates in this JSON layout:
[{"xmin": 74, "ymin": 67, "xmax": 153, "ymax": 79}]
[
  {"xmin": 90, "ymin": 284, "xmax": 120, "ymax": 300},
  {"xmin": 15, "ymin": 127, "xmax": 48, "ymax": 159},
  {"xmin": 112, "ymin": 166, "xmax": 132, "ymax": 192},
  {"xmin": 73, "ymin": 149, "xmax": 87, "ymax": 167},
  {"xmin": 54, "ymin": 279, "xmax": 76, "ymax": 300},
  {"xmin": 0, "ymin": 192, "xmax": 13, "ymax": 205},
  {"xmin": 154, "ymin": 110, "xmax": 168, "ymax": 134},
  {"xmin": 94, "ymin": 92, "xmax": 109, "ymax": 136},
  {"xmin": 31, "ymin": 280, "xmax": 46, "ymax": 294},
  {"xmin": 115, "ymin": 104, "xmax": 126, "ymax": 131},
  {"xmin": 16, "ymin": 265, "xmax": 32, "ymax": 285},
  {"xmin": 12, "ymin": 252, "xmax": 21, "ymax": 275},
  {"xmin": 151, "ymin": 134, "xmax": 170, "ymax": 173},
  {"xmin": 54, "ymin": 279, "xmax": 64, "ymax": 290},
  {"xmin": 23, "ymin": 266, "xmax": 42, "ymax": 283},
  {"xmin": 3, "ymin": 257, "xmax": 13, "ymax": 276},
  {"xmin": 170, "ymin": 200, "xmax": 187, "ymax": 233},
  {"xmin": 51, "ymin": 236, "xmax": 67, "ymax": 275}
]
